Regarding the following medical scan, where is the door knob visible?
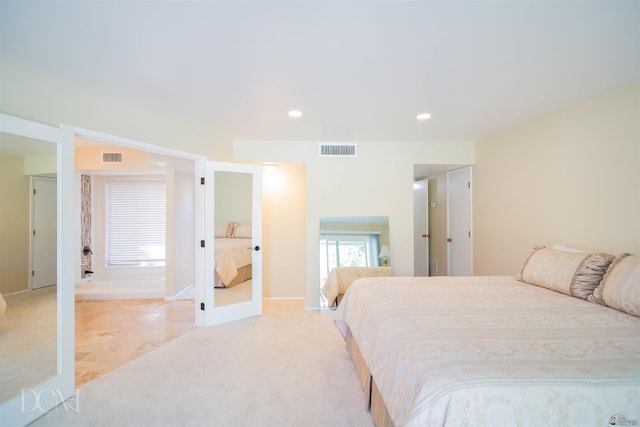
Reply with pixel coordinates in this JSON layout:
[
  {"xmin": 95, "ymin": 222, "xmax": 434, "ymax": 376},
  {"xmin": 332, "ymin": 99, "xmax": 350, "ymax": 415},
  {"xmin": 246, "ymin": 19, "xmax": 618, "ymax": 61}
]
[
  {"xmin": 254, "ymin": 245, "xmax": 261, "ymax": 251},
  {"xmin": 447, "ymin": 238, "xmax": 452, "ymax": 243}
]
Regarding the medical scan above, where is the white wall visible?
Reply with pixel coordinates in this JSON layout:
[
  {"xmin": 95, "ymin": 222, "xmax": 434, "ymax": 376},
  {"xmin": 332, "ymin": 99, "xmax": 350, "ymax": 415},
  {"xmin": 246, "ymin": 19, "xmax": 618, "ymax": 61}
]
[
  {"xmin": 24, "ymin": 154, "xmax": 56, "ymax": 175},
  {"xmin": 2, "ymin": 60, "xmax": 477, "ymax": 305},
  {"xmin": 214, "ymin": 171, "xmax": 252, "ymax": 224},
  {"xmin": 261, "ymin": 164, "xmax": 306, "ymax": 299},
  {"xmin": 166, "ymin": 169, "xmax": 196, "ymax": 297},
  {"xmin": 234, "ymin": 140, "xmax": 476, "ymax": 308},
  {"xmin": 473, "ymin": 81, "xmax": 640, "ymax": 275},
  {"xmin": 0, "ymin": 156, "xmax": 30, "ymax": 294}
]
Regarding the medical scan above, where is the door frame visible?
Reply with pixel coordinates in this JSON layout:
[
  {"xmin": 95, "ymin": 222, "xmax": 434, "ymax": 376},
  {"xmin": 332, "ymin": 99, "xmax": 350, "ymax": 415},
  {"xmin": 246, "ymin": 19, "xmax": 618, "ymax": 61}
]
[
  {"xmin": 61, "ymin": 125, "xmax": 263, "ymax": 327},
  {"xmin": 60, "ymin": 124, "xmax": 207, "ymax": 325}
]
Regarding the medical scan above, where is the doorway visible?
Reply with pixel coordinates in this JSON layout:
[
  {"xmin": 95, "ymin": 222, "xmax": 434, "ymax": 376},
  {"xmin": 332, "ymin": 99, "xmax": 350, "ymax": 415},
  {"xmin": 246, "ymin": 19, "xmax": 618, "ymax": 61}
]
[
  {"xmin": 66, "ymin": 125, "xmax": 264, "ymax": 327},
  {"xmin": 71, "ymin": 134, "xmax": 200, "ymax": 385},
  {"xmin": 413, "ymin": 164, "xmax": 473, "ymax": 277},
  {"xmin": 74, "ymin": 138, "xmax": 197, "ymax": 300}
]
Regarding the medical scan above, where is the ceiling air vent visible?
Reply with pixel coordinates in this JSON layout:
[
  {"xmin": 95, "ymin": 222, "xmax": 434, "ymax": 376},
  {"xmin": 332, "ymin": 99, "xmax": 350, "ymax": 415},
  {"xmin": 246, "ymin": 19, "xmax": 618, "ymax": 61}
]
[
  {"xmin": 319, "ymin": 143, "xmax": 357, "ymax": 157},
  {"xmin": 102, "ymin": 152, "xmax": 124, "ymax": 164}
]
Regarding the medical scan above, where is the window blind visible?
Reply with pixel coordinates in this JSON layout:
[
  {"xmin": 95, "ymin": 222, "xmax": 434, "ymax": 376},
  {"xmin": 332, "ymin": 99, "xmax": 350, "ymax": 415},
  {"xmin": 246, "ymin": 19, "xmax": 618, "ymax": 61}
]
[
  {"xmin": 105, "ymin": 179, "xmax": 166, "ymax": 266},
  {"xmin": 319, "ymin": 233, "xmax": 381, "ymax": 281}
]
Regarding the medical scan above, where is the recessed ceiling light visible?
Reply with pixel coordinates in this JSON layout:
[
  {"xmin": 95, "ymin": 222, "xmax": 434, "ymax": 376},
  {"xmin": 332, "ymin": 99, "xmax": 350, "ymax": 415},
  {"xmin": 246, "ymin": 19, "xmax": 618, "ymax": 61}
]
[
  {"xmin": 288, "ymin": 110, "xmax": 302, "ymax": 118},
  {"xmin": 416, "ymin": 113, "xmax": 431, "ymax": 120}
]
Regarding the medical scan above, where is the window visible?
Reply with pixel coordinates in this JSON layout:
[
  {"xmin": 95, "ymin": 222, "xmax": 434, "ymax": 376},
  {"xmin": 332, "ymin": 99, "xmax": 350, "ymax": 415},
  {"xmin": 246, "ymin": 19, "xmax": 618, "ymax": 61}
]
[
  {"xmin": 105, "ymin": 179, "xmax": 166, "ymax": 266},
  {"xmin": 319, "ymin": 232, "xmax": 380, "ymax": 282}
]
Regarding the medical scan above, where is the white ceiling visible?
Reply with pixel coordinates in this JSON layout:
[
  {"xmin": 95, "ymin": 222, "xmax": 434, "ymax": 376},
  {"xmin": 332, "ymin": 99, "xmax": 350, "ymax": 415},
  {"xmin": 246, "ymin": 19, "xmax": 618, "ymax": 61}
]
[{"xmin": 1, "ymin": 1, "xmax": 639, "ymax": 145}]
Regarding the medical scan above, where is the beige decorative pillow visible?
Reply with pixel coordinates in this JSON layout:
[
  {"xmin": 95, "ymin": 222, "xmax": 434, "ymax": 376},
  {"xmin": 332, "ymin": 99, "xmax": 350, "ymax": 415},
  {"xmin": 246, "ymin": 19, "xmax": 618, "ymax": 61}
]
[
  {"xmin": 516, "ymin": 245, "xmax": 545, "ymax": 282},
  {"xmin": 233, "ymin": 223, "xmax": 252, "ymax": 238},
  {"xmin": 591, "ymin": 254, "xmax": 640, "ymax": 317},
  {"xmin": 518, "ymin": 246, "xmax": 613, "ymax": 300},
  {"xmin": 214, "ymin": 222, "xmax": 237, "ymax": 238}
]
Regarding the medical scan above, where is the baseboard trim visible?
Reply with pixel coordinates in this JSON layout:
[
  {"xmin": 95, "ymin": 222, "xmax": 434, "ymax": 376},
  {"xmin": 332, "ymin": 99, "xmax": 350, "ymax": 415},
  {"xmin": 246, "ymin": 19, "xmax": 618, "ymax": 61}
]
[
  {"xmin": 165, "ymin": 283, "xmax": 195, "ymax": 301},
  {"xmin": 262, "ymin": 297, "xmax": 305, "ymax": 301}
]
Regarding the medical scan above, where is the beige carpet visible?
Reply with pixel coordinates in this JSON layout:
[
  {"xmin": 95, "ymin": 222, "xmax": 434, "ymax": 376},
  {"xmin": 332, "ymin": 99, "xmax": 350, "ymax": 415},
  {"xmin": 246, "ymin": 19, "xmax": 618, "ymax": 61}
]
[
  {"xmin": 0, "ymin": 286, "xmax": 57, "ymax": 402},
  {"xmin": 32, "ymin": 300, "xmax": 375, "ymax": 427},
  {"xmin": 214, "ymin": 279, "xmax": 253, "ymax": 307}
]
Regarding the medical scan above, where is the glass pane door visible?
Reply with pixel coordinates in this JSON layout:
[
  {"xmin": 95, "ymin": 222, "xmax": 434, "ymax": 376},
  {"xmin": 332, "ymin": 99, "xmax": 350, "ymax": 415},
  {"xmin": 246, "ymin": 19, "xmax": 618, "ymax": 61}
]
[{"xmin": 201, "ymin": 161, "xmax": 262, "ymax": 326}]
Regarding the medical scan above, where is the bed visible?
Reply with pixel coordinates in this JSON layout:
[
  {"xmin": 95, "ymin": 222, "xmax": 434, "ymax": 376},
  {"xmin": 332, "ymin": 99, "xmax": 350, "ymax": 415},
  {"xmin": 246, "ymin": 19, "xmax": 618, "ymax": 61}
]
[
  {"xmin": 214, "ymin": 222, "xmax": 252, "ymax": 288},
  {"xmin": 334, "ymin": 247, "xmax": 640, "ymax": 427},
  {"xmin": 322, "ymin": 266, "xmax": 391, "ymax": 308}
]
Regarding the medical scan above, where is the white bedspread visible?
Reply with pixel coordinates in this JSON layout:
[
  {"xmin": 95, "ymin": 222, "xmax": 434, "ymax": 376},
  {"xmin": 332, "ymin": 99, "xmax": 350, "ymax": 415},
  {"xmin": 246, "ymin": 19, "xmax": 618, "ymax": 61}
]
[
  {"xmin": 335, "ymin": 276, "xmax": 640, "ymax": 427},
  {"xmin": 321, "ymin": 266, "xmax": 391, "ymax": 306},
  {"xmin": 214, "ymin": 238, "xmax": 252, "ymax": 287}
]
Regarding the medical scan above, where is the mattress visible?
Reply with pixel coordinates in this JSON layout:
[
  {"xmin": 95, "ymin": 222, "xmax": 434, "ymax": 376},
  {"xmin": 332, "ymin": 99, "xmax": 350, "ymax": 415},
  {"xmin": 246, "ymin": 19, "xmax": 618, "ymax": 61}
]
[{"xmin": 334, "ymin": 276, "xmax": 640, "ymax": 426}]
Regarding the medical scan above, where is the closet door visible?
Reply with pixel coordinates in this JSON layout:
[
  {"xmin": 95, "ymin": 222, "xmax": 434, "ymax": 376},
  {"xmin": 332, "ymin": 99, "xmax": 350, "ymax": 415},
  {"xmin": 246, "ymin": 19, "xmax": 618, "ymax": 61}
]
[
  {"xmin": 199, "ymin": 161, "xmax": 262, "ymax": 326},
  {"xmin": 446, "ymin": 167, "xmax": 473, "ymax": 276}
]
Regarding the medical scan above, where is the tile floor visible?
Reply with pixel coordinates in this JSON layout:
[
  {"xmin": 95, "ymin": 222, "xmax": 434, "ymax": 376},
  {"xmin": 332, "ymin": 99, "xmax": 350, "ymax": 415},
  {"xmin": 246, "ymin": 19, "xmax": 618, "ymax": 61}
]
[{"xmin": 75, "ymin": 298, "xmax": 195, "ymax": 386}]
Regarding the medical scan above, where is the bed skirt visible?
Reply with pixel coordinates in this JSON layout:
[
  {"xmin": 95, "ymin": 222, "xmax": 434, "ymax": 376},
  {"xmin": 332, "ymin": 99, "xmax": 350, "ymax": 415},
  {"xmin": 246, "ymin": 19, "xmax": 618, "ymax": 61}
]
[
  {"xmin": 215, "ymin": 264, "xmax": 252, "ymax": 288},
  {"xmin": 228, "ymin": 264, "xmax": 252, "ymax": 287},
  {"xmin": 346, "ymin": 331, "xmax": 395, "ymax": 427}
]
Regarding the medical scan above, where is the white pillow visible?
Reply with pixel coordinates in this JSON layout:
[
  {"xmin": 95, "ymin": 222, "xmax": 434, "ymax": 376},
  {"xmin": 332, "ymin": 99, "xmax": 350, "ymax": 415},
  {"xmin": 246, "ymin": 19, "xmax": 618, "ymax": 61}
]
[
  {"xmin": 552, "ymin": 244, "xmax": 586, "ymax": 253},
  {"xmin": 233, "ymin": 223, "xmax": 252, "ymax": 238},
  {"xmin": 214, "ymin": 222, "xmax": 237, "ymax": 238}
]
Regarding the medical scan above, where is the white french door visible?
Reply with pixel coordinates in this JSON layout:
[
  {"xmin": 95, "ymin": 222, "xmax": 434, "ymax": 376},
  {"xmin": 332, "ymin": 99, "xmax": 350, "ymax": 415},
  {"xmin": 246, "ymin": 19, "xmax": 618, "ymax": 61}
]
[{"xmin": 198, "ymin": 161, "xmax": 262, "ymax": 326}]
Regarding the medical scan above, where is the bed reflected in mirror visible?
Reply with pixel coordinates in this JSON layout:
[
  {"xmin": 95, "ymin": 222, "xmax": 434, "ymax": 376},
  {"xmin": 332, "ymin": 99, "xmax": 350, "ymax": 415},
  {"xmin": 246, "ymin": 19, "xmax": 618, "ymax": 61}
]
[
  {"xmin": 0, "ymin": 133, "xmax": 58, "ymax": 403},
  {"xmin": 319, "ymin": 216, "xmax": 390, "ymax": 309},
  {"xmin": 213, "ymin": 171, "xmax": 253, "ymax": 307}
]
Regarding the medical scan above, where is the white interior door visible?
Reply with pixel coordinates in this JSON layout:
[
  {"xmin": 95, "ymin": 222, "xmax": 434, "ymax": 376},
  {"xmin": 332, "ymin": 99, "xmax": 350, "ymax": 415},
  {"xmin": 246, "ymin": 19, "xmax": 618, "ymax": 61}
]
[
  {"xmin": 0, "ymin": 113, "xmax": 75, "ymax": 427},
  {"xmin": 413, "ymin": 179, "xmax": 429, "ymax": 276},
  {"xmin": 31, "ymin": 177, "xmax": 57, "ymax": 289},
  {"xmin": 200, "ymin": 161, "xmax": 262, "ymax": 326},
  {"xmin": 447, "ymin": 167, "xmax": 473, "ymax": 276}
]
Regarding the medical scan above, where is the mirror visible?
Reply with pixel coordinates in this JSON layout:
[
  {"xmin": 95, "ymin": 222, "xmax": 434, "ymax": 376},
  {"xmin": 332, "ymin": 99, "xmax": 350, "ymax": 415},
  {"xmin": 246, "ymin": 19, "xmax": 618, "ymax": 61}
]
[
  {"xmin": 0, "ymin": 132, "xmax": 58, "ymax": 401},
  {"xmin": 319, "ymin": 216, "xmax": 390, "ymax": 308},
  {"xmin": 213, "ymin": 171, "xmax": 253, "ymax": 307}
]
